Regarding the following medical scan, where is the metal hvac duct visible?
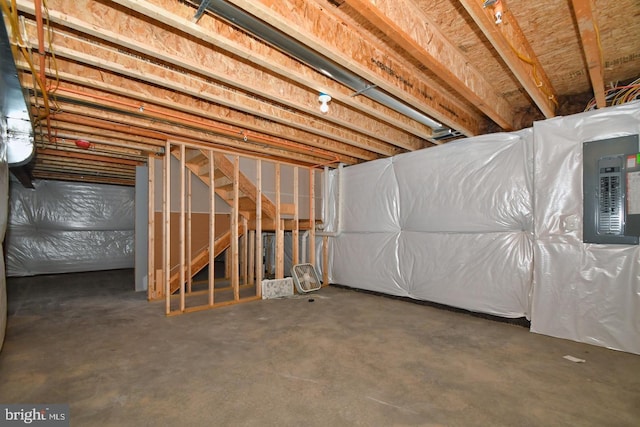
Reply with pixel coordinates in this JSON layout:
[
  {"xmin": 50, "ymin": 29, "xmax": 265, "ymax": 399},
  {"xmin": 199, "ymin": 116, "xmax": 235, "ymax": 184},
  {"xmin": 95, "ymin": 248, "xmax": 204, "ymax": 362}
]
[{"xmin": 195, "ymin": 0, "xmax": 456, "ymax": 139}]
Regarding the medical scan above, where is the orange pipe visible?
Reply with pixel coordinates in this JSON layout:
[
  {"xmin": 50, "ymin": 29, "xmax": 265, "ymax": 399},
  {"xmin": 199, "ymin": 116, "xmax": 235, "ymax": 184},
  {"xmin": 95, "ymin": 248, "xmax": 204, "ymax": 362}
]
[{"xmin": 53, "ymin": 86, "xmax": 342, "ymax": 165}]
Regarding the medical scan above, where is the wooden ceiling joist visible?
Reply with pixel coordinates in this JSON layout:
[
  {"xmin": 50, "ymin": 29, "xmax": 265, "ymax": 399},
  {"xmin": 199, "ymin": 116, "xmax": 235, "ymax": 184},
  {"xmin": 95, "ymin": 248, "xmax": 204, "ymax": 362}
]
[
  {"xmin": 110, "ymin": 0, "xmax": 444, "ymax": 140},
  {"xmin": 46, "ymin": 120, "xmax": 165, "ymax": 152},
  {"xmin": 47, "ymin": 88, "xmax": 359, "ymax": 165},
  {"xmin": 459, "ymin": 0, "xmax": 557, "ymax": 118},
  {"xmin": 17, "ymin": 0, "xmax": 426, "ymax": 153},
  {"xmin": 37, "ymin": 141, "xmax": 146, "ymax": 162},
  {"xmin": 37, "ymin": 148, "xmax": 144, "ymax": 166},
  {"xmin": 36, "ymin": 155, "xmax": 137, "ymax": 174},
  {"xmin": 32, "ymin": 171, "xmax": 134, "ymax": 186},
  {"xmin": 570, "ymin": 0, "xmax": 606, "ymax": 109},
  {"xmin": 21, "ymin": 28, "xmax": 400, "ymax": 159},
  {"xmin": 35, "ymin": 99, "xmax": 339, "ymax": 167},
  {"xmin": 342, "ymin": 0, "xmax": 516, "ymax": 129},
  {"xmin": 121, "ymin": 0, "xmax": 485, "ymax": 136},
  {"xmin": 22, "ymin": 61, "xmax": 379, "ymax": 163}
]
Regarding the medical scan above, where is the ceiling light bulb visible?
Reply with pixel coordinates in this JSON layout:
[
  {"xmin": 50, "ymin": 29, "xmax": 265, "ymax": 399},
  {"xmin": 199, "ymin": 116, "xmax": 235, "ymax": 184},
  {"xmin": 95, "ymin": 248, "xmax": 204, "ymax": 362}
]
[{"xmin": 318, "ymin": 93, "xmax": 331, "ymax": 114}]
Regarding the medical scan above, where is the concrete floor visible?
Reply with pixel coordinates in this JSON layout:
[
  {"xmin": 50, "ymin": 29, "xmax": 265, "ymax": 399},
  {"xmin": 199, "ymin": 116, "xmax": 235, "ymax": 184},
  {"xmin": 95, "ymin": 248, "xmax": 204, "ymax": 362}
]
[{"xmin": 1, "ymin": 269, "xmax": 639, "ymax": 426}]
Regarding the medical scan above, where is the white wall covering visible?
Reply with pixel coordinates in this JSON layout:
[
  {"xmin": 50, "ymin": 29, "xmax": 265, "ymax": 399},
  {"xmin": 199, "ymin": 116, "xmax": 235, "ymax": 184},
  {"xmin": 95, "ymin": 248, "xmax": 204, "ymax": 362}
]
[
  {"xmin": 0, "ymin": 126, "xmax": 9, "ymax": 351},
  {"xmin": 331, "ymin": 131, "xmax": 534, "ymax": 318},
  {"xmin": 6, "ymin": 180, "xmax": 135, "ymax": 276},
  {"xmin": 530, "ymin": 103, "xmax": 640, "ymax": 354}
]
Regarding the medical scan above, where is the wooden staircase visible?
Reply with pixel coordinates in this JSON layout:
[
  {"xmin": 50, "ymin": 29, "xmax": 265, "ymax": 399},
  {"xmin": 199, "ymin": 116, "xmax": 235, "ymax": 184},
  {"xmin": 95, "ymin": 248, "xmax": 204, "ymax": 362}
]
[
  {"xmin": 168, "ymin": 222, "xmax": 245, "ymax": 295},
  {"xmin": 172, "ymin": 148, "xmax": 276, "ymax": 220},
  {"xmin": 167, "ymin": 148, "xmax": 276, "ymax": 294}
]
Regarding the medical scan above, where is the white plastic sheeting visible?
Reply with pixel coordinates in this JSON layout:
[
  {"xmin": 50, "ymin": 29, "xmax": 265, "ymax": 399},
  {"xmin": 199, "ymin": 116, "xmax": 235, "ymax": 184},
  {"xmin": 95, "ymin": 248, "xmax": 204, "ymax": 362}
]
[
  {"xmin": 331, "ymin": 131, "xmax": 534, "ymax": 318},
  {"xmin": 530, "ymin": 102, "xmax": 640, "ymax": 355},
  {"xmin": 0, "ymin": 125, "xmax": 9, "ymax": 351},
  {"xmin": 6, "ymin": 180, "xmax": 135, "ymax": 276}
]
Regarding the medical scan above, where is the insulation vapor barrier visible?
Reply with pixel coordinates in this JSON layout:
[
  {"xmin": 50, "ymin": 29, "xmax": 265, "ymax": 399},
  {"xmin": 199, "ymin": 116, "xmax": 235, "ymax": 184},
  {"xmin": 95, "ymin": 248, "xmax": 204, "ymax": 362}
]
[
  {"xmin": 328, "ymin": 102, "xmax": 640, "ymax": 355},
  {"xmin": 6, "ymin": 180, "xmax": 135, "ymax": 276},
  {"xmin": 530, "ymin": 102, "xmax": 640, "ymax": 355},
  {"xmin": 330, "ymin": 131, "xmax": 534, "ymax": 319}
]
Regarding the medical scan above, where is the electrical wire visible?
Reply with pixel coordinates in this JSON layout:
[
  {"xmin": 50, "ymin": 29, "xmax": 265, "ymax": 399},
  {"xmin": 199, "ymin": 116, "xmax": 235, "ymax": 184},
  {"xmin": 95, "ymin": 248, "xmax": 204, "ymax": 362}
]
[
  {"xmin": 584, "ymin": 78, "xmax": 640, "ymax": 111},
  {"xmin": 504, "ymin": 30, "xmax": 558, "ymax": 109}
]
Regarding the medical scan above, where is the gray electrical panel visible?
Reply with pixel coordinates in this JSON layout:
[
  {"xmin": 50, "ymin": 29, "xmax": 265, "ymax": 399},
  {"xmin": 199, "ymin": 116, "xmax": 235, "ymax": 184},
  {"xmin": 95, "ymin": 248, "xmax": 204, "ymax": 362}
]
[{"xmin": 583, "ymin": 135, "xmax": 639, "ymax": 245}]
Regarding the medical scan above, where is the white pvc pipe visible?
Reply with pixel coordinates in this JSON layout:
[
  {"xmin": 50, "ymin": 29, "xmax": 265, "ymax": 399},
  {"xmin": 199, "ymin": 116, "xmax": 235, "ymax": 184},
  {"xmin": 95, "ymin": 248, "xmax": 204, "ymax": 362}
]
[
  {"xmin": 301, "ymin": 230, "xmax": 309, "ymax": 264},
  {"xmin": 316, "ymin": 163, "xmax": 343, "ymax": 237}
]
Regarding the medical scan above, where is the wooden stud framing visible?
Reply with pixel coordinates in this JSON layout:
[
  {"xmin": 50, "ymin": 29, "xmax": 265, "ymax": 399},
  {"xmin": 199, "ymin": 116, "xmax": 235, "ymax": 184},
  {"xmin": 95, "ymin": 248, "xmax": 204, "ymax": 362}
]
[
  {"xmin": 241, "ymin": 216, "xmax": 248, "ymax": 285},
  {"xmin": 179, "ymin": 144, "xmax": 186, "ymax": 312},
  {"xmin": 292, "ymin": 167, "xmax": 299, "ymax": 266},
  {"xmin": 255, "ymin": 160, "xmax": 263, "ymax": 297},
  {"xmin": 225, "ymin": 249, "xmax": 231, "ymax": 280},
  {"xmin": 459, "ymin": 0, "xmax": 557, "ymax": 118},
  {"xmin": 187, "ymin": 166, "xmax": 193, "ymax": 294},
  {"xmin": 232, "ymin": 156, "xmax": 240, "ymax": 301},
  {"xmin": 163, "ymin": 141, "xmax": 171, "ymax": 315},
  {"xmin": 208, "ymin": 151, "xmax": 215, "ymax": 306},
  {"xmin": 275, "ymin": 163, "xmax": 284, "ymax": 279},
  {"xmin": 248, "ymin": 230, "xmax": 256, "ymax": 287},
  {"xmin": 570, "ymin": 0, "xmax": 606, "ymax": 109},
  {"xmin": 147, "ymin": 153, "xmax": 156, "ymax": 300},
  {"xmin": 309, "ymin": 169, "xmax": 316, "ymax": 266}
]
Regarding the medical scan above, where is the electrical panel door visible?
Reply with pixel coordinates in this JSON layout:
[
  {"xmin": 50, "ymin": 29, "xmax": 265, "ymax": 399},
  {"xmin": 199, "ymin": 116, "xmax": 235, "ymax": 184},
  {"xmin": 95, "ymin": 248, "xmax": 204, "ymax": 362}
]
[{"xmin": 583, "ymin": 135, "xmax": 639, "ymax": 245}]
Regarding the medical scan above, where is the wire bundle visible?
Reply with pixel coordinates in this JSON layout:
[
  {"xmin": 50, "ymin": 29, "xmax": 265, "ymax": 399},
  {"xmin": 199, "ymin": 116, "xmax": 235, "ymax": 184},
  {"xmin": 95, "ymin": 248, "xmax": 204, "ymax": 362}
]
[{"xmin": 585, "ymin": 78, "xmax": 640, "ymax": 111}]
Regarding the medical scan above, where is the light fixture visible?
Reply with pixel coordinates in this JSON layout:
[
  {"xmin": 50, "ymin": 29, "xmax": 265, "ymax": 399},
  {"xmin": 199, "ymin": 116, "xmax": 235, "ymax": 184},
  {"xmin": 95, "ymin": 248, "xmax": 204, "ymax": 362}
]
[
  {"xmin": 483, "ymin": 0, "xmax": 503, "ymax": 24},
  {"xmin": 319, "ymin": 93, "xmax": 331, "ymax": 114}
]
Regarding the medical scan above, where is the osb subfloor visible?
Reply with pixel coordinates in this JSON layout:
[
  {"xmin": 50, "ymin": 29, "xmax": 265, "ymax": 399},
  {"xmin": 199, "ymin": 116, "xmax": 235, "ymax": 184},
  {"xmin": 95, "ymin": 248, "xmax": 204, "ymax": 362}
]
[{"xmin": 1, "ymin": 269, "xmax": 639, "ymax": 426}]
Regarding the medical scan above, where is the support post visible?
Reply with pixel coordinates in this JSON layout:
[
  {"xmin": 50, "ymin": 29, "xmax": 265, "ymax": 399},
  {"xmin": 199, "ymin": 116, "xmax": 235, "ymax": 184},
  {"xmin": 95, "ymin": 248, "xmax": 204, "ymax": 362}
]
[
  {"xmin": 208, "ymin": 150, "xmax": 215, "ymax": 306},
  {"xmin": 187, "ymin": 165, "xmax": 192, "ymax": 293},
  {"xmin": 179, "ymin": 144, "xmax": 186, "ymax": 312},
  {"xmin": 256, "ymin": 159, "xmax": 263, "ymax": 297},
  {"xmin": 163, "ymin": 141, "xmax": 171, "ymax": 315},
  {"xmin": 275, "ymin": 163, "xmax": 284, "ymax": 279},
  {"xmin": 292, "ymin": 166, "xmax": 299, "ymax": 266},
  {"xmin": 147, "ymin": 153, "xmax": 155, "ymax": 300},
  {"xmin": 232, "ymin": 155, "xmax": 240, "ymax": 301},
  {"xmin": 309, "ymin": 169, "xmax": 316, "ymax": 265}
]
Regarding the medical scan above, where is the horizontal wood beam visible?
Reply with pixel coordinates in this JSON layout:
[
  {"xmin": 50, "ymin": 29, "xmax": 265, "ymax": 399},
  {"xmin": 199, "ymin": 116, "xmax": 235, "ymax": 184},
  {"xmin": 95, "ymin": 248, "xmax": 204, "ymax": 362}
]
[
  {"xmin": 459, "ymin": 0, "xmax": 557, "ymax": 118},
  {"xmin": 19, "ymin": 59, "xmax": 373, "ymax": 163},
  {"xmin": 28, "ymin": 0, "xmax": 426, "ymax": 152},
  {"xmin": 32, "ymin": 170, "xmax": 134, "ymax": 186},
  {"xmin": 37, "ymin": 140, "xmax": 146, "ymax": 161},
  {"xmin": 224, "ymin": 0, "xmax": 486, "ymax": 135},
  {"xmin": 36, "ymin": 155, "xmax": 136, "ymax": 174},
  {"xmin": 37, "ymin": 148, "xmax": 144, "ymax": 166},
  {"xmin": 342, "ymin": 0, "xmax": 515, "ymax": 129},
  {"xmin": 18, "ymin": 14, "xmax": 404, "ymax": 157},
  {"xmin": 34, "ymin": 98, "xmax": 334, "ymax": 167},
  {"xmin": 570, "ymin": 0, "xmax": 606, "ymax": 108},
  {"xmin": 110, "ymin": 0, "xmax": 455, "ymax": 140}
]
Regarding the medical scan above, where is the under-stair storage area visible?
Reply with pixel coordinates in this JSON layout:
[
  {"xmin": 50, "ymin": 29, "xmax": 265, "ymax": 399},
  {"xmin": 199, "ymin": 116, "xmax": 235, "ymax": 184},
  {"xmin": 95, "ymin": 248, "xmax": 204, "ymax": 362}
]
[{"xmin": 148, "ymin": 143, "xmax": 323, "ymax": 315}]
